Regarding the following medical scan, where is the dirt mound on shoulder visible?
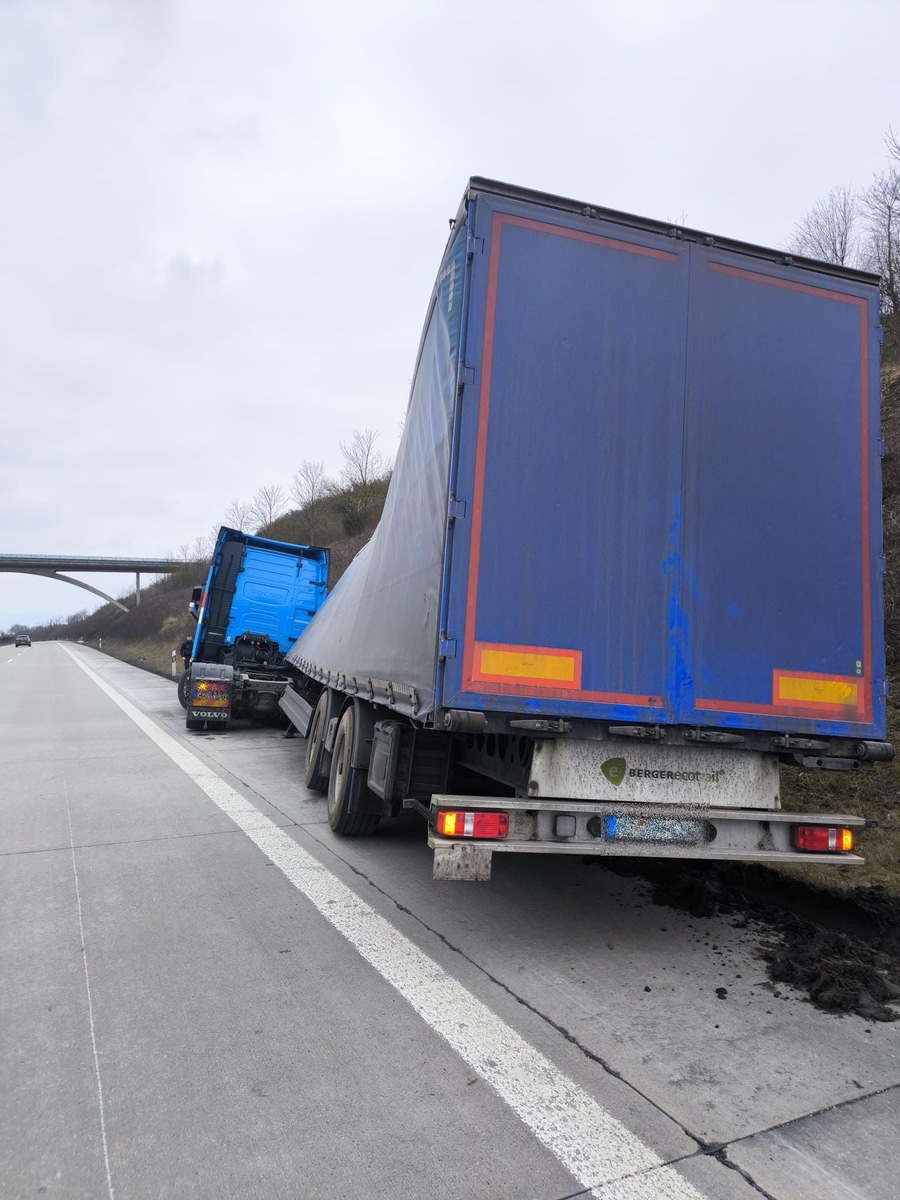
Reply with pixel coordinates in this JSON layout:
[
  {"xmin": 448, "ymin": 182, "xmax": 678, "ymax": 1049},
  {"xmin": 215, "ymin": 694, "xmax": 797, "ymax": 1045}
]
[
  {"xmin": 764, "ymin": 914, "xmax": 900, "ymax": 1023},
  {"xmin": 606, "ymin": 861, "xmax": 900, "ymax": 1022}
]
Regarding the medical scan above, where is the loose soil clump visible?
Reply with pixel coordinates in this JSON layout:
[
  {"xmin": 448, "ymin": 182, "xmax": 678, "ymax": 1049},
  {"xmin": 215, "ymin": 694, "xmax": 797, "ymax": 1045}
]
[
  {"xmin": 604, "ymin": 860, "xmax": 900, "ymax": 1022},
  {"xmin": 764, "ymin": 917, "xmax": 900, "ymax": 1023}
]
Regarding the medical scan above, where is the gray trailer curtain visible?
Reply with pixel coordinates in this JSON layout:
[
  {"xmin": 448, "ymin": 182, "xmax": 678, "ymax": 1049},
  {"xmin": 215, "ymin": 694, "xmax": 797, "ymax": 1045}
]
[{"xmin": 286, "ymin": 223, "xmax": 468, "ymax": 721}]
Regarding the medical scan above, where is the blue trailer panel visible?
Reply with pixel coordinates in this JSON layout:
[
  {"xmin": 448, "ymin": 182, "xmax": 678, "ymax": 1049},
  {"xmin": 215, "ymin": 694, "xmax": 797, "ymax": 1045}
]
[
  {"xmin": 439, "ymin": 189, "xmax": 885, "ymax": 739},
  {"xmin": 443, "ymin": 204, "xmax": 689, "ymax": 723},
  {"xmin": 680, "ymin": 251, "xmax": 882, "ymax": 736}
]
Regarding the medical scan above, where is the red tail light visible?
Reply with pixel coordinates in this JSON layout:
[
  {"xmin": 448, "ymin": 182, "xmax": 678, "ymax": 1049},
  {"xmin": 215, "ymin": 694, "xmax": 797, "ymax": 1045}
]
[
  {"xmin": 791, "ymin": 825, "xmax": 854, "ymax": 853},
  {"xmin": 435, "ymin": 810, "xmax": 509, "ymax": 840}
]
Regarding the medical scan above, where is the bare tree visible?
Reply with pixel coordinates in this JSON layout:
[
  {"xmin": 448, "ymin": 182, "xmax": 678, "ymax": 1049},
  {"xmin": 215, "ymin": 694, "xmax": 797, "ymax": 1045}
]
[
  {"xmin": 291, "ymin": 460, "xmax": 333, "ymax": 542},
  {"xmin": 176, "ymin": 542, "xmax": 191, "ymax": 562},
  {"xmin": 328, "ymin": 428, "xmax": 392, "ymax": 536},
  {"xmin": 789, "ymin": 184, "xmax": 860, "ymax": 266},
  {"xmin": 191, "ymin": 532, "xmax": 215, "ymax": 561},
  {"xmin": 249, "ymin": 483, "xmax": 289, "ymax": 532},
  {"xmin": 292, "ymin": 460, "xmax": 330, "ymax": 510},
  {"xmin": 338, "ymin": 428, "xmax": 387, "ymax": 491},
  {"xmin": 860, "ymin": 129, "xmax": 900, "ymax": 315},
  {"xmin": 223, "ymin": 498, "xmax": 254, "ymax": 530}
]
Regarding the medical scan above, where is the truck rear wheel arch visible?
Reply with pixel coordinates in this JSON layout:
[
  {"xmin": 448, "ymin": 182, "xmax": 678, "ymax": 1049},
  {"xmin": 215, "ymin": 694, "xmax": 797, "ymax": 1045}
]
[
  {"xmin": 343, "ymin": 697, "xmax": 379, "ymax": 772},
  {"xmin": 304, "ymin": 688, "xmax": 342, "ymax": 793},
  {"xmin": 327, "ymin": 705, "xmax": 382, "ymax": 835}
]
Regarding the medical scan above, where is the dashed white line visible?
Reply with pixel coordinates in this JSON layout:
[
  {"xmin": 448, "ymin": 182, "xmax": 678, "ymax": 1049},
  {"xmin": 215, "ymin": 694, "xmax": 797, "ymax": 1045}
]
[
  {"xmin": 63, "ymin": 776, "xmax": 116, "ymax": 1200},
  {"xmin": 61, "ymin": 645, "xmax": 708, "ymax": 1200}
]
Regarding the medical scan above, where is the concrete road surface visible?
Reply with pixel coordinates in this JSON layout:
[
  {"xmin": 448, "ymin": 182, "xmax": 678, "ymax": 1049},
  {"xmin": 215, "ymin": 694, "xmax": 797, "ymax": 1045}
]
[{"xmin": 2, "ymin": 642, "xmax": 897, "ymax": 1199}]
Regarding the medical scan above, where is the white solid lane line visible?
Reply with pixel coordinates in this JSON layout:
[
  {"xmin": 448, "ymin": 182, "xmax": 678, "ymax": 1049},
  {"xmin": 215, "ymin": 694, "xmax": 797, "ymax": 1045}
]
[{"xmin": 62, "ymin": 646, "xmax": 708, "ymax": 1200}]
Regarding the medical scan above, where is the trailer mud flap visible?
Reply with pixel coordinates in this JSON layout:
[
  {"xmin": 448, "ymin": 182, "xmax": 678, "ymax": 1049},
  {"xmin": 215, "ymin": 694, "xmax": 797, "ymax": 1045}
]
[{"xmin": 432, "ymin": 844, "xmax": 493, "ymax": 882}]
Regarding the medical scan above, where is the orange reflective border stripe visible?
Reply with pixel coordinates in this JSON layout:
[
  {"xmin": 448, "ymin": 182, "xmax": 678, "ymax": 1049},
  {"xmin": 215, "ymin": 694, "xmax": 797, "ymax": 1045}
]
[
  {"xmin": 471, "ymin": 642, "xmax": 582, "ymax": 690},
  {"xmin": 773, "ymin": 669, "xmax": 862, "ymax": 712}
]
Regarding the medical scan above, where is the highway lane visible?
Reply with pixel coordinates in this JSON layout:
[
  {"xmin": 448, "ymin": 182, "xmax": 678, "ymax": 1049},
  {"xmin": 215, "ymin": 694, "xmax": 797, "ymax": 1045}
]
[{"xmin": 1, "ymin": 643, "xmax": 897, "ymax": 1199}]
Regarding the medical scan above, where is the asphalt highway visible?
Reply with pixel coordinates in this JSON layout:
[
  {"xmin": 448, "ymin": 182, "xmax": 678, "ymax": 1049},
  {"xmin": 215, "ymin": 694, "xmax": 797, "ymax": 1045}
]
[{"xmin": 2, "ymin": 642, "xmax": 897, "ymax": 1199}]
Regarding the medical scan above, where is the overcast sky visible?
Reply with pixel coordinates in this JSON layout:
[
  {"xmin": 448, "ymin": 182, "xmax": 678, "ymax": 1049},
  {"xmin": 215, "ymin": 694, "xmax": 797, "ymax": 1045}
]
[{"xmin": 1, "ymin": 0, "xmax": 898, "ymax": 629}]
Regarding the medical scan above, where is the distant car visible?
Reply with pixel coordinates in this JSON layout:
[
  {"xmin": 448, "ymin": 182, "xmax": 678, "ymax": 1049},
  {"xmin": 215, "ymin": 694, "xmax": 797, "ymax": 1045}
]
[{"xmin": 15, "ymin": 634, "xmax": 31, "ymax": 647}]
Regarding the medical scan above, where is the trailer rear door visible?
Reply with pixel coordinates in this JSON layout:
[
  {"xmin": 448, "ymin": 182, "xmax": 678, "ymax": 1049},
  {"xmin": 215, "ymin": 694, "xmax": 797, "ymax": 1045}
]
[
  {"xmin": 678, "ymin": 247, "xmax": 882, "ymax": 735},
  {"xmin": 440, "ymin": 191, "xmax": 884, "ymax": 739}
]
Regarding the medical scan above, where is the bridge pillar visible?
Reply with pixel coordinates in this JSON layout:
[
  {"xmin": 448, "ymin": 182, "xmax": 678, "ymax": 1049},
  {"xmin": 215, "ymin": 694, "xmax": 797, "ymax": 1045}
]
[{"xmin": 136, "ymin": 572, "xmax": 141, "ymax": 606}]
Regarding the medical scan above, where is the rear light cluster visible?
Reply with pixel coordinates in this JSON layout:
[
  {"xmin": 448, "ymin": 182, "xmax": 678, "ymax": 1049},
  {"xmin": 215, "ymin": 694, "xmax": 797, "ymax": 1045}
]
[
  {"xmin": 791, "ymin": 825, "xmax": 854, "ymax": 853},
  {"xmin": 435, "ymin": 810, "xmax": 509, "ymax": 839},
  {"xmin": 433, "ymin": 812, "xmax": 855, "ymax": 852}
]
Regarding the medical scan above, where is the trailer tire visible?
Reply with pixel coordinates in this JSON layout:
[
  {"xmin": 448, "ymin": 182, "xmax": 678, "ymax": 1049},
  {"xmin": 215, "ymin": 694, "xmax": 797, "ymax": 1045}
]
[
  {"xmin": 303, "ymin": 691, "xmax": 330, "ymax": 793},
  {"xmin": 177, "ymin": 670, "xmax": 190, "ymax": 710},
  {"xmin": 327, "ymin": 708, "xmax": 381, "ymax": 836}
]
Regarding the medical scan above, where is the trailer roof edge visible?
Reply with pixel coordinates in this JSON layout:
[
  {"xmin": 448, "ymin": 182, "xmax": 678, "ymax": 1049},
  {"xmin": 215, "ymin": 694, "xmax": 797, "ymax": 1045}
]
[{"xmin": 466, "ymin": 176, "xmax": 881, "ymax": 288}]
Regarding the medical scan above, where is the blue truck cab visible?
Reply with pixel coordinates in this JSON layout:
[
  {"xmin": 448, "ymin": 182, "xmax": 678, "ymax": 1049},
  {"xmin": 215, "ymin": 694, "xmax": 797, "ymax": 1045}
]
[{"xmin": 183, "ymin": 527, "xmax": 328, "ymax": 730}]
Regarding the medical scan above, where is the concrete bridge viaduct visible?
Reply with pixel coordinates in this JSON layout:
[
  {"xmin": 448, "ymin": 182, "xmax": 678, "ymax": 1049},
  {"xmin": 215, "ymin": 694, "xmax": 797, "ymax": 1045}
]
[{"xmin": 0, "ymin": 555, "xmax": 189, "ymax": 614}]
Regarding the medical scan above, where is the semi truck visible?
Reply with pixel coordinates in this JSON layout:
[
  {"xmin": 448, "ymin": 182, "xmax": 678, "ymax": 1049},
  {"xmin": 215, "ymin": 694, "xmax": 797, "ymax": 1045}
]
[
  {"xmin": 279, "ymin": 177, "xmax": 893, "ymax": 880},
  {"xmin": 181, "ymin": 527, "xmax": 328, "ymax": 731}
]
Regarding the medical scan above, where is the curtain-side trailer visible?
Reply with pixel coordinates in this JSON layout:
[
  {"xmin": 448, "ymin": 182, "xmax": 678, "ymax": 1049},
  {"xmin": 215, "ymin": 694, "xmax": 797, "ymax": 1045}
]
[{"xmin": 280, "ymin": 178, "xmax": 892, "ymax": 881}]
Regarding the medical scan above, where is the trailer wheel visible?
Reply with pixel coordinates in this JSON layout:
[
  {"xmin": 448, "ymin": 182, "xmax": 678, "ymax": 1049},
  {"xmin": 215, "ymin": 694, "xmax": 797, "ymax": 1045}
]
[
  {"xmin": 327, "ymin": 708, "xmax": 380, "ymax": 836},
  {"xmin": 177, "ymin": 671, "xmax": 190, "ymax": 710},
  {"xmin": 303, "ymin": 691, "xmax": 330, "ymax": 793}
]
